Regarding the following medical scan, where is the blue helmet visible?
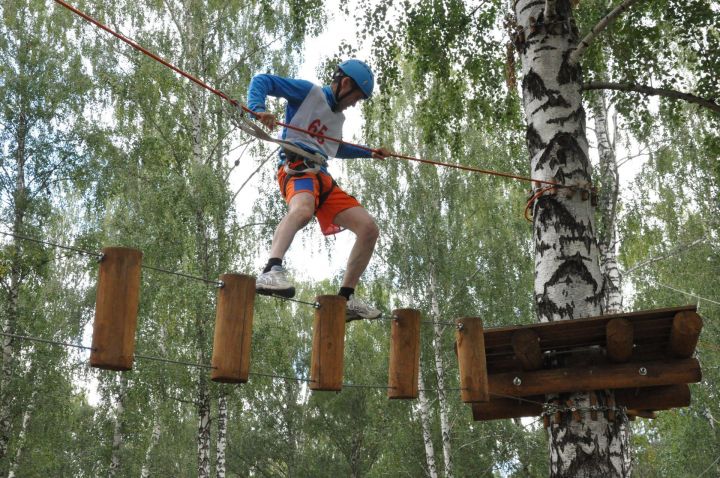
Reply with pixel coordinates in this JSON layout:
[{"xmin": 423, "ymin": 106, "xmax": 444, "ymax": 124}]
[{"xmin": 337, "ymin": 59, "xmax": 375, "ymax": 98}]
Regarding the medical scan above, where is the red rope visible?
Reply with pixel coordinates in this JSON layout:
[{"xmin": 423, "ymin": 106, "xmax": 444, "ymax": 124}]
[
  {"xmin": 524, "ymin": 186, "xmax": 556, "ymax": 222},
  {"xmin": 53, "ymin": 0, "xmax": 563, "ymax": 188}
]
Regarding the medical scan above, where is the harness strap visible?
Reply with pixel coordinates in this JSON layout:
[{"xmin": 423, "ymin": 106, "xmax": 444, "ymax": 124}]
[{"xmin": 280, "ymin": 168, "xmax": 336, "ymax": 211}]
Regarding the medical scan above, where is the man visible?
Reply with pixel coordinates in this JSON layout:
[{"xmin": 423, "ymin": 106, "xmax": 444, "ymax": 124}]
[{"xmin": 247, "ymin": 59, "xmax": 390, "ymax": 320}]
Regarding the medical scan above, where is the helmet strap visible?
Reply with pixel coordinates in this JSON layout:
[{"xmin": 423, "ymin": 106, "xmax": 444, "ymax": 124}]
[{"xmin": 331, "ymin": 75, "xmax": 358, "ymax": 112}]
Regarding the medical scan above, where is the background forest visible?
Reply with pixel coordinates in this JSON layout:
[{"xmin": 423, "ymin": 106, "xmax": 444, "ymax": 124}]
[{"xmin": 1, "ymin": 0, "xmax": 718, "ymax": 477}]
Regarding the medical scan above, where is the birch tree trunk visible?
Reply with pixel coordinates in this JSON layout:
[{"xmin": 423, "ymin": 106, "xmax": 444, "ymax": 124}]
[
  {"xmin": 139, "ymin": 415, "xmax": 162, "ymax": 478},
  {"xmin": 184, "ymin": 8, "xmax": 212, "ymax": 476},
  {"xmin": 6, "ymin": 388, "xmax": 37, "ymax": 478},
  {"xmin": 0, "ymin": 111, "xmax": 29, "ymax": 462},
  {"xmin": 512, "ymin": 1, "xmax": 625, "ymax": 476},
  {"xmin": 591, "ymin": 93, "xmax": 623, "ymax": 315},
  {"xmin": 108, "ymin": 375, "xmax": 128, "ymax": 478},
  {"xmin": 216, "ymin": 393, "xmax": 228, "ymax": 478},
  {"xmin": 196, "ymin": 346, "xmax": 211, "ymax": 478},
  {"xmin": 417, "ymin": 370, "xmax": 439, "ymax": 478},
  {"xmin": 428, "ymin": 268, "xmax": 453, "ymax": 478},
  {"xmin": 590, "ymin": 91, "xmax": 632, "ymax": 475}
]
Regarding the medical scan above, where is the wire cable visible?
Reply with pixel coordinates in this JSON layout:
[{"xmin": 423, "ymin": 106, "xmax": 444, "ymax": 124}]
[
  {"xmin": 257, "ymin": 294, "xmax": 321, "ymax": 308},
  {"xmin": 365, "ymin": 314, "xmax": 458, "ymax": 328},
  {"xmin": 141, "ymin": 264, "xmax": 224, "ymax": 287},
  {"xmin": 633, "ymin": 276, "xmax": 720, "ymax": 306},
  {"xmin": 0, "ymin": 230, "xmax": 102, "ymax": 259},
  {"xmin": 134, "ymin": 353, "xmax": 216, "ymax": 370},
  {"xmin": 2, "ymin": 330, "xmax": 472, "ymax": 393},
  {"xmin": 0, "ymin": 331, "xmax": 96, "ymax": 351}
]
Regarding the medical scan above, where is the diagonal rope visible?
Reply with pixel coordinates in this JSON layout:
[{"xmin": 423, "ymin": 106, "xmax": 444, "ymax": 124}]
[{"xmin": 52, "ymin": 0, "xmax": 568, "ymax": 189}]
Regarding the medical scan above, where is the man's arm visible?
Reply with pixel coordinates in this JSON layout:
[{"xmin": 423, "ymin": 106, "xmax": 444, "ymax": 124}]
[
  {"xmin": 247, "ymin": 74, "xmax": 314, "ymax": 113},
  {"xmin": 336, "ymin": 143, "xmax": 393, "ymax": 159}
]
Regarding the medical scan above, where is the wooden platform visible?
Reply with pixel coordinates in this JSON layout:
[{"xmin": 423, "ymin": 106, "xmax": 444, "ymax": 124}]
[{"xmin": 467, "ymin": 305, "xmax": 703, "ymax": 421}]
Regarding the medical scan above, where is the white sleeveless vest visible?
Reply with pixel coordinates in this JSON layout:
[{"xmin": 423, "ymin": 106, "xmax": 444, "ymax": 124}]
[{"xmin": 283, "ymin": 85, "xmax": 345, "ymax": 158}]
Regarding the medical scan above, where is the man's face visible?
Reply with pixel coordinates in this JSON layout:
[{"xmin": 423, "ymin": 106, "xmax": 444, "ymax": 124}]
[{"xmin": 336, "ymin": 77, "xmax": 366, "ymax": 112}]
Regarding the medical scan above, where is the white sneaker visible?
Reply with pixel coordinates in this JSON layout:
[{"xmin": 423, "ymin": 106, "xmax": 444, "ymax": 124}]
[
  {"xmin": 256, "ymin": 266, "xmax": 295, "ymax": 298},
  {"xmin": 346, "ymin": 294, "xmax": 381, "ymax": 322}
]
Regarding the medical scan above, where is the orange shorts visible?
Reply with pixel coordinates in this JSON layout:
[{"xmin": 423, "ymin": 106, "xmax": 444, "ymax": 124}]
[{"xmin": 278, "ymin": 167, "xmax": 361, "ymax": 236}]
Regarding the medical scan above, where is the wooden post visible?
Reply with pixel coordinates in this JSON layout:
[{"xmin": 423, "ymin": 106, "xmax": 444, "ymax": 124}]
[
  {"xmin": 470, "ymin": 384, "xmax": 692, "ymax": 421},
  {"xmin": 387, "ymin": 309, "xmax": 421, "ymax": 399},
  {"xmin": 211, "ymin": 274, "xmax": 255, "ymax": 383},
  {"xmin": 489, "ymin": 358, "xmax": 702, "ymax": 397},
  {"xmin": 669, "ymin": 311, "xmax": 703, "ymax": 358},
  {"xmin": 606, "ymin": 318, "xmax": 634, "ymax": 362},
  {"xmin": 310, "ymin": 295, "xmax": 346, "ymax": 391},
  {"xmin": 456, "ymin": 317, "xmax": 489, "ymax": 402},
  {"xmin": 90, "ymin": 247, "xmax": 143, "ymax": 371},
  {"xmin": 615, "ymin": 384, "xmax": 691, "ymax": 410},
  {"xmin": 471, "ymin": 397, "xmax": 542, "ymax": 420},
  {"xmin": 511, "ymin": 329, "xmax": 543, "ymax": 370},
  {"xmin": 627, "ymin": 410, "xmax": 657, "ymax": 419}
]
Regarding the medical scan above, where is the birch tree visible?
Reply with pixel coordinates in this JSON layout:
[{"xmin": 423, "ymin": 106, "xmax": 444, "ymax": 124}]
[
  {"xmin": 0, "ymin": 0, "xmax": 94, "ymax": 469},
  {"xmin": 352, "ymin": 0, "xmax": 719, "ymax": 475}
]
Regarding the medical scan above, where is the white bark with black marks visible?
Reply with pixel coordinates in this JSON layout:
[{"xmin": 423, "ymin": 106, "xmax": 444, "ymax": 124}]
[
  {"xmin": 417, "ymin": 369, "xmax": 439, "ymax": 478},
  {"xmin": 108, "ymin": 375, "xmax": 128, "ymax": 478},
  {"xmin": 196, "ymin": 355, "xmax": 211, "ymax": 478},
  {"xmin": 7, "ymin": 388, "xmax": 37, "ymax": 478},
  {"xmin": 591, "ymin": 91, "xmax": 633, "ymax": 474},
  {"xmin": 140, "ymin": 416, "xmax": 162, "ymax": 478},
  {"xmin": 568, "ymin": 0, "xmax": 642, "ymax": 65},
  {"xmin": 428, "ymin": 269, "xmax": 453, "ymax": 478},
  {"xmin": 591, "ymin": 93, "xmax": 623, "ymax": 314},
  {"xmin": 216, "ymin": 394, "xmax": 228, "ymax": 478},
  {"xmin": 514, "ymin": 0, "xmax": 626, "ymax": 476}
]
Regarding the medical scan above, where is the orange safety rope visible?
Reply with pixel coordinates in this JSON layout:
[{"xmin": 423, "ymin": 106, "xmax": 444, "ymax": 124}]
[
  {"xmin": 53, "ymin": 0, "xmax": 564, "ymax": 189},
  {"xmin": 524, "ymin": 186, "xmax": 556, "ymax": 222}
]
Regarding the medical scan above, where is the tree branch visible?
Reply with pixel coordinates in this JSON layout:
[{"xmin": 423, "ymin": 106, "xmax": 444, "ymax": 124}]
[
  {"xmin": 583, "ymin": 81, "xmax": 720, "ymax": 114},
  {"xmin": 569, "ymin": 0, "xmax": 642, "ymax": 65},
  {"xmin": 624, "ymin": 236, "xmax": 709, "ymax": 276},
  {"xmin": 230, "ymin": 148, "xmax": 278, "ymax": 203}
]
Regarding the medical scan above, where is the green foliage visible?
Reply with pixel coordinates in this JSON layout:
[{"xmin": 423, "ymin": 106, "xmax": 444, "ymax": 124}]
[{"xmin": 3, "ymin": 0, "xmax": 719, "ymax": 476}]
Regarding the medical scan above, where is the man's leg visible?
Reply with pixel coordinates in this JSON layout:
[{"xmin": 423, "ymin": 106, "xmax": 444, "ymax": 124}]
[
  {"xmin": 257, "ymin": 192, "xmax": 315, "ymax": 297},
  {"xmin": 269, "ymin": 192, "xmax": 315, "ymax": 259},
  {"xmin": 333, "ymin": 206, "xmax": 380, "ymax": 320},
  {"xmin": 333, "ymin": 206, "xmax": 379, "ymax": 289}
]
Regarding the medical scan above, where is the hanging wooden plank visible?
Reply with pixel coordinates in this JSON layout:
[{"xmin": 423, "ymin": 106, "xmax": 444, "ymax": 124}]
[
  {"xmin": 511, "ymin": 329, "xmax": 543, "ymax": 370},
  {"xmin": 668, "ymin": 311, "xmax": 703, "ymax": 358},
  {"xmin": 606, "ymin": 318, "xmax": 634, "ymax": 362},
  {"xmin": 489, "ymin": 358, "xmax": 701, "ymax": 398},
  {"xmin": 456, "ymin": 317, "xmax": 489, "ymax": 402},
  {"xmin": 211, "ymin": 274, "xmax": 255, "ymax": 383},
  {"xmin": 387, "ymin": 308, "xmax": 421, "ymax": 399},
  {"xmin": 310, "ymin": 295, "xmax": 346, "ymax": 391},
  {"xmin": 90, "ymin": 247, "xmax": 143, "ymax": 371}
]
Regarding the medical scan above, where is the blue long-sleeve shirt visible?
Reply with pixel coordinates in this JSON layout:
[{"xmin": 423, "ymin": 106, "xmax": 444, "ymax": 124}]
[{"xmin": 247, "ymin": 74, "xmax": 372, "ymax": 162}]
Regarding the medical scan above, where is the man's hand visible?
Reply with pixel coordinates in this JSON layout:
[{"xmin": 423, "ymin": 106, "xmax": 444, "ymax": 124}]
[
  {"xmin": 372, "ymin": 147, "xmax": 393, "ymax": 159},
  {"xmin": 254, "ymin": 112, "xmax": 277, "ymax": 130}
]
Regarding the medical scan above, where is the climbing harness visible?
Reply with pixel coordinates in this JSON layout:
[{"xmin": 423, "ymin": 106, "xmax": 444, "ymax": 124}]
[
  {"xmin": 280, "ymin": 150, "xmax": 326, "ymax": 176},
  {"xmin": 234, "ymin": 113, "xmax": 327, "ymax": 168}
]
